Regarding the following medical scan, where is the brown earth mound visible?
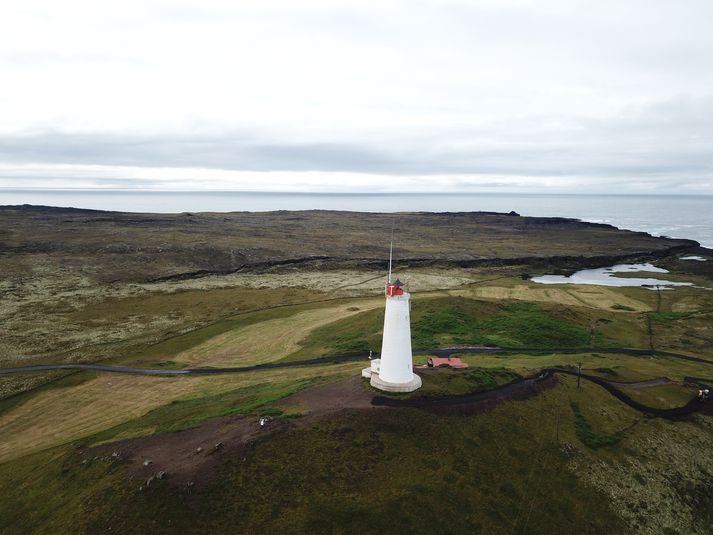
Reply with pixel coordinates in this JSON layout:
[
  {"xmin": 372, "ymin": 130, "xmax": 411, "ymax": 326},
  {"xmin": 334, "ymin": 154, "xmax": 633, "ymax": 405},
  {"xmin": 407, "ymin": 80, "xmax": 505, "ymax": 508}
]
[
  {"xmin": 88, "ymin": 376, "xmax": 377, "ymax": 490},
  {"xmin": 85, "ymin": 373, "xmax": 563, "ymax": 490}
]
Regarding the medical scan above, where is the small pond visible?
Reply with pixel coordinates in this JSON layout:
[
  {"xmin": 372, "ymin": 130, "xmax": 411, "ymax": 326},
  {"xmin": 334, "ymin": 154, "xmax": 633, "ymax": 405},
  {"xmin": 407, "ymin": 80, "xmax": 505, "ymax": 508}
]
[{"xmin": 531, "ymin": 263, "xmax": 693, "ymax": 289}]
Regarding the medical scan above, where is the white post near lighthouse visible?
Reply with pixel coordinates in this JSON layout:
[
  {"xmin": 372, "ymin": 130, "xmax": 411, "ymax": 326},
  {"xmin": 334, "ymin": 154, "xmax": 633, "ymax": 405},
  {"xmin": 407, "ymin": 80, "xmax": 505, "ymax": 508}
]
[{"xmin": 362, "ymin": 235, "xmax": 421, "ymax": 392}]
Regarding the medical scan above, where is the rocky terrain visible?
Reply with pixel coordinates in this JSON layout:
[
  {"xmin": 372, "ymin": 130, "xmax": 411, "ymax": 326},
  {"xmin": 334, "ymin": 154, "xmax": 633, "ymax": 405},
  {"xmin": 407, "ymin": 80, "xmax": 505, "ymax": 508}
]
[{"xmin": 0, "ymin": 205, "xmax": 701, "ymax": 284}]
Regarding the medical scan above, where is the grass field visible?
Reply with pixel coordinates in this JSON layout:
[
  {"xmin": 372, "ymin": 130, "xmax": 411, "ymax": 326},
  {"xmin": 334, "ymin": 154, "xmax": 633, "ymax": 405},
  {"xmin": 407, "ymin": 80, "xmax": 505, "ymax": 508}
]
[
  {"xmin": 1, "ymin": 276, "xmax": 711, "ymax": 464},
  {"xmin": 1, "ymin": 373, "xmax": 710, "ymax": 534},
  {"xmin": 285, "ymin": 293, "xmax": 650, "ymax": 362},
  {"xmin": 452, "ymin": 281, "xmax": 654, "ymax": 312},
  {"xmin": 0, "ymin": 362, "xmax": 362, "ymax": 464},
  {"xmin": 173, "ymin": 299, "xmax": 382, "ymax": 368},
  {"xmin": 0, "ymin": 248, "xmax": 712, "ymax": 534}
]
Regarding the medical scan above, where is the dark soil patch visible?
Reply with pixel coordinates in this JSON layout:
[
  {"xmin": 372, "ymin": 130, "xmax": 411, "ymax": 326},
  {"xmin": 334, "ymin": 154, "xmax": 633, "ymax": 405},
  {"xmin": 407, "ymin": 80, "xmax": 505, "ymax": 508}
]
[
  {"xmin": 88, "ymin": 376, "xmax": 377, "ymax": 489},
  {"xmin": 89, "ymin": 413, "xmax": 271, "ymax": 490}
]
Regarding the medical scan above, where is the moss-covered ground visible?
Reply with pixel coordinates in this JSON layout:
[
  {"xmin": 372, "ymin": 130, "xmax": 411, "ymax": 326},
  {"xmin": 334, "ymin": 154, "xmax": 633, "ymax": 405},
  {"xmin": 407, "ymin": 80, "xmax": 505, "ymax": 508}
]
[
  {"xmin": 0, "ymin": 379, "xmax": 628, "ymax": 535},
  {"xmin": 2, "ymin": 371, "xmax": 711, "ymax": 534},
  {"xmin": 1, "ymin": 256, "xmax": 712, "ymax": 534}
]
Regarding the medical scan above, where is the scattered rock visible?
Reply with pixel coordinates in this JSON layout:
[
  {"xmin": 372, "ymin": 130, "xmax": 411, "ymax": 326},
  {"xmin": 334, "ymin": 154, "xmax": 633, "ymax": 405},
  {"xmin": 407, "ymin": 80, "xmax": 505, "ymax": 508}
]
[
  {"xmin": 259, "ymin": 416, "xmax": 272, "ymax": 427},
  {"xmin": 156, "ymin": 471, "xmax": 166, "ymax": 480},
  {"xmin": 196, "ymin": 447, "xmax": 203, "ymax": 454},
  {"xmin": 561, "ymin": 442, "xmax": 579, "ymax": 457},
  {"xmin": 213, "ymin": 442, "xmax": 224, "ymax": 452},
  {"xmin": 143, "ymin": 459, "xmax": 152, "ymax": 467}
]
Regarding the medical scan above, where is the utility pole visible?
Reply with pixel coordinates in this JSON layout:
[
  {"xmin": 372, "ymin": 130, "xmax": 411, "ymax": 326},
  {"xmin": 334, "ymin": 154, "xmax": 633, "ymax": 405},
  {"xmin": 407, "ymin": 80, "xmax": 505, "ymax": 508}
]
[{"xmin": 652, "ymin": 284, "xmax": 661, "ymax": 356}]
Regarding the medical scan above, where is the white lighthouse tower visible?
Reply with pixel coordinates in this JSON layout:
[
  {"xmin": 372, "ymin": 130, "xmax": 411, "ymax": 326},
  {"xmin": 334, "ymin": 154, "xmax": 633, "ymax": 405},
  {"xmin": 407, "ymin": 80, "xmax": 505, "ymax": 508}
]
[{"xmin": 362, "ymin": 238, "xmax": 422, "ymax": 392}]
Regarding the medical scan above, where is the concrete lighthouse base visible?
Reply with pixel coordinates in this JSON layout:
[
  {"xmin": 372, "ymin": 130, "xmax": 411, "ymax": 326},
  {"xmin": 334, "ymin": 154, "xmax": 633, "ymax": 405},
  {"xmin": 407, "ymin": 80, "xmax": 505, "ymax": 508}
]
[
  {"xmin": 361, "ymin": 359, "xmax": 422, "ymax": 392},
  {"xmin": 365, "ymin": 370, "xmax": 423, "ymax": 393}
]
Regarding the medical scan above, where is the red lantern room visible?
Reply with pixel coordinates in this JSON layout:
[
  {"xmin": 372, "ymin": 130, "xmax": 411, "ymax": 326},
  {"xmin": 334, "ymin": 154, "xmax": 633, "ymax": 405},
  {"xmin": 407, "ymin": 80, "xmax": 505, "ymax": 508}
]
[{"xmin": 386, "ymin": 278, "xmax": 405, "ymax": 296}]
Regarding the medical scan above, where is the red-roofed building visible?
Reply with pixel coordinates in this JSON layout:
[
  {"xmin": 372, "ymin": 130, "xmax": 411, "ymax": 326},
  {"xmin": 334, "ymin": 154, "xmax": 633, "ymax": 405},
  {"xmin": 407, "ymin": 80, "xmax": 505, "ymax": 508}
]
[{"xmin": 427, "ymin": 357, "xmax": 468, "ymax": 368}]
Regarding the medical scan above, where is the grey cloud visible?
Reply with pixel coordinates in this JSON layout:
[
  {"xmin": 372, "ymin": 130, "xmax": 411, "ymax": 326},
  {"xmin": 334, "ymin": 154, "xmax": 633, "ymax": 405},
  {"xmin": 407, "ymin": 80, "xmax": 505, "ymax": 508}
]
[
  {"xmin": 1, "ymin": 95, "xmax": 712, "ymax": 191},
  {"xmin": 0, "ymin": 174, "xmax": 182, "ymax": 189},
  {"xmin": 0, "ymin": 119, "xmax": 712, "ymax": 186}
]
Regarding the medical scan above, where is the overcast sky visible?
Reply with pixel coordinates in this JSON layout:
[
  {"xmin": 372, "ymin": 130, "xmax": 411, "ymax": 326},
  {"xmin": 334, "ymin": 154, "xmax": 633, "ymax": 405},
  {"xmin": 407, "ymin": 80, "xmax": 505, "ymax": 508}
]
[{"xmin": 1, "ymin": 0, "xmax": 712, "ymax": 193}]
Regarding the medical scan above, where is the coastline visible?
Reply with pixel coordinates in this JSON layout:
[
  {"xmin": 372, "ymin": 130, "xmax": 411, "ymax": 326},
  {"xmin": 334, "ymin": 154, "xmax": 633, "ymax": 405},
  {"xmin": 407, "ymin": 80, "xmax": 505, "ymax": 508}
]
[
  {"xmin": 1, "ymin": 191, "xmax": 712, "ymax": 249},
  {"xmin": 0, "ymin": 205, "xmax": 704, "ymax": 284}
]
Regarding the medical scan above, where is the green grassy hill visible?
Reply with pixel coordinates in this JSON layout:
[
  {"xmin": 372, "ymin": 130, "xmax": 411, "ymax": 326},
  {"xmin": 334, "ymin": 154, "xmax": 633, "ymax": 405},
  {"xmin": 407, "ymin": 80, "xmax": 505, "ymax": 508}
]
[{"xmin": 1, "ymin": 369, "xmax": 711, "ymax": 534}]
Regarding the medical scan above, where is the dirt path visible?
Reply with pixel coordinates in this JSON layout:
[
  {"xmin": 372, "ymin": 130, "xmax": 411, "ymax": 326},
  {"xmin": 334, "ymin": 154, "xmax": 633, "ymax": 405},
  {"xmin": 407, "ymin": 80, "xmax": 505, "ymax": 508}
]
[
  {"xmin": 373, "ymin": 369, "xmax": 708, "ymax": 420},
  {"xmin": 3, "ymin": 345, "xmax": 712, "ymax": 377},
  {"xmin": 550, "ymin": 369, "xmax": 708, "ymax": 419},
  {"xmin": 372, "ymin": 373, "xmax": 553, "ymax": 409}
]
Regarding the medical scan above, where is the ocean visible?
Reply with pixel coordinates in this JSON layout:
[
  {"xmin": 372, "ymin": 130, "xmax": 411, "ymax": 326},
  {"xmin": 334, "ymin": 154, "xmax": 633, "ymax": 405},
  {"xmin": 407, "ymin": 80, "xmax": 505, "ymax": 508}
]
[{"xmin": 1, "ymin": 190, "xmax": 712, "ymax": 249}]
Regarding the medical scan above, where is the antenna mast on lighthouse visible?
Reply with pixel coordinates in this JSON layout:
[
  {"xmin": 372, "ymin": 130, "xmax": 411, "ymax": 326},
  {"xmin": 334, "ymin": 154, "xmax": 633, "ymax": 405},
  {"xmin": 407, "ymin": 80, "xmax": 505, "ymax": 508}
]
[{"xmin": 388, "ymin": 218, "xmax": 395, "ymax": 284}]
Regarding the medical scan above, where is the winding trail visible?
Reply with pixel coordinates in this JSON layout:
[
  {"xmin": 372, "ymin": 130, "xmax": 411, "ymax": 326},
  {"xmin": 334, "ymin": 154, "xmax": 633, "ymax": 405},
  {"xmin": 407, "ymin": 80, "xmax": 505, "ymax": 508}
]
[
  {"xmin": 2, "ymin": 346, "xmax": 711, "ymax": 376},
  {"xmin": 0, "ymin": 354, "xmax": 365, "ymax": 376},
  {"xmin": 372, "ymin": 368, "xmax": 711, "ymax": 419},
  {"xmin": 372, "ymin": 371, "xmax": 551, "ymax": 409},
  {"xmin": 546, "ymin": 368, "xmax": 708, "ymax": 418},
  {"xmin": 1, "ymin": 347, "xmax": 711, "ymax": 420}
]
